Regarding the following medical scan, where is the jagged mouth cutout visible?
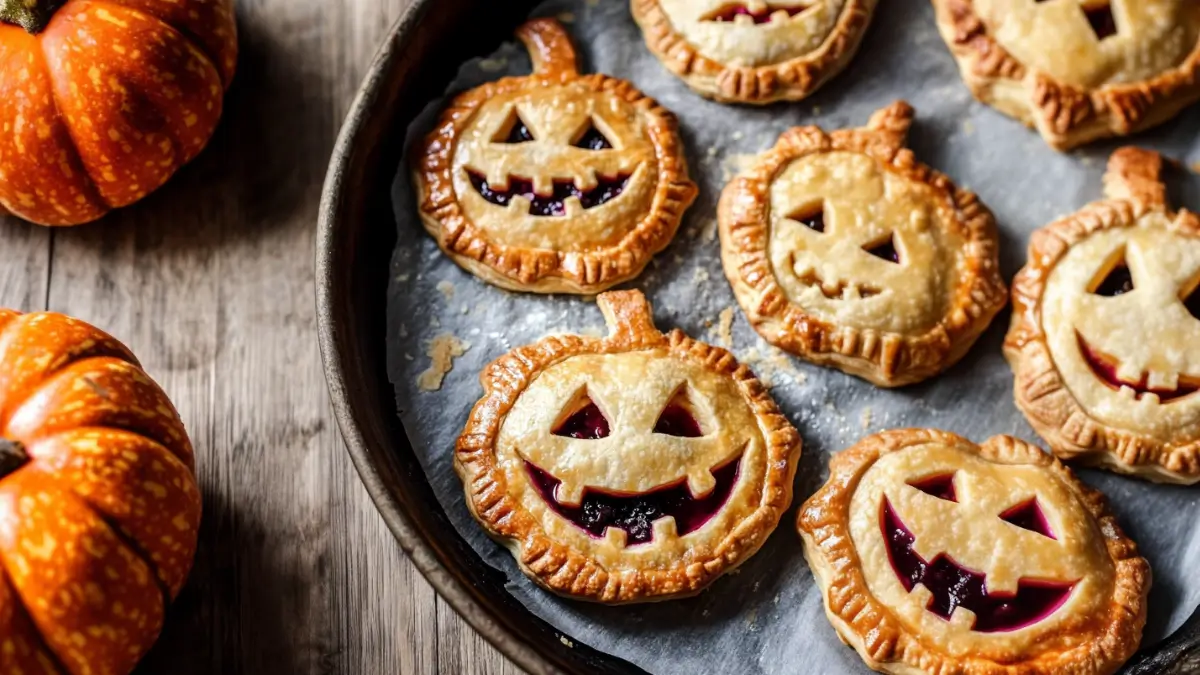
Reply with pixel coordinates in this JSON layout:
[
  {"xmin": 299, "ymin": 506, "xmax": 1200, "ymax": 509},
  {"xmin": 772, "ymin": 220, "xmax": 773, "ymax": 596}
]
[
  {"xmin": 467, "ymin": 111, "xmax": 632, "ymax": 216},
  {"xmin": 701, "ymin": 2, "xmax": 811, "ymax": 24},
  {"xmin": 881, "ymin": 473, "xmax": 1075, "ymax": 633},
  {"xmin": 784, "ymin": 203, "xmax": 900, "ymax": 300},
  {"xmin": 1074, "ymin": 247, "xmax": 1200, "ymax": 403},
  {"xmin": 526, "ymin": 386, "xmax": 740, "ymax": 546}
]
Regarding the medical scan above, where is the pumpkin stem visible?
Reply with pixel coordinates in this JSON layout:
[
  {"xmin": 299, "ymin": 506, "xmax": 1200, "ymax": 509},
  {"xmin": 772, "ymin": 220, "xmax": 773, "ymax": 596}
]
[
  {"xmin": 0, "ymin": 439, "xmax": 28, "ymax": 480},
  {"xmin": 516, "ymin": 18, "xmax": 579, "ymax": 78},
  {"xmin": 0, "ymin": 0, "xmax": 67, "ymax": 34}
]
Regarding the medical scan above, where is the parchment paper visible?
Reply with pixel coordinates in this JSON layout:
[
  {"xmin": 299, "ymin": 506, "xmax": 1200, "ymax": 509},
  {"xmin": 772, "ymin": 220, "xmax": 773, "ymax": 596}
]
[{"xmin": 386, "ymin": 2, "xmax": 1200, "ymax": 672}]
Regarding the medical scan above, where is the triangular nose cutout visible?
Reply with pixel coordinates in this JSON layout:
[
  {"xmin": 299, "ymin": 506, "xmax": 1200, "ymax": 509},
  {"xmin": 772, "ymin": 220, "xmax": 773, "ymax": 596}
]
[
  {"xmin": 497, "ymin": 112, "xmax": 536, "ymax": 144},
  {"xmin": 1090, "ymin": 248, "xmax": 1134, "ymax": 297},
  {"xmin": 553, "ymin": 389, "xmax": 611, "ymax": 439},
  {"xmin": 653, "ymin": 386, "xmax": 704, "ymax": 437},
  {"xmin": 864, "ymin": 233, "xmax": 900, "ymax": 264},
  {"xmin": 573, "ymin": 119, "xmax": 613, "ymax": 150},
  {"xmin": 1000, "ymin": 498, "xmax": 1056, "ymax": 539}
]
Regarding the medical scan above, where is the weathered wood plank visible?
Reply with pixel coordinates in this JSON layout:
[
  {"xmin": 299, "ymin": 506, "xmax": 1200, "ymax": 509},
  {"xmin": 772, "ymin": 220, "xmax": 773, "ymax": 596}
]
[
  {"xmin": 0, "ymin": 217, "xmax": 50, "ymax": 311},
  {"xmin": 34, "ymin": 0, "xmax": 521, "ymax": 672}
]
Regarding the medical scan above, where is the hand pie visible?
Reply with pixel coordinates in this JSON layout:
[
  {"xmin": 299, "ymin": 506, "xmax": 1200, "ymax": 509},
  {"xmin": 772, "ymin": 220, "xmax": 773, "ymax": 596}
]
[
  {"xmin": 631, "ymin": 0, "xmax": 876, "ymax": 104},
  {"xmin": 931, "ymin": 0, "xmax": 1200, "ymax": 150},
  {"xmin": 454, "ymin": 290, "xmax": 800, "ymax": 603},
  {"xmin": 718, "ymin": 101, "xmax": 1007, "ymax": 387},
  {"xmin": 798, "ymin": 429, "xmax": 1150, "ymax": 675},
  {"xmin": 412, "ymin": 19, "xmax": 697, "ymax": 294},
  {"xmin": 1006, "ymin": 148, "xmax": 1200, "ymax": 483}
]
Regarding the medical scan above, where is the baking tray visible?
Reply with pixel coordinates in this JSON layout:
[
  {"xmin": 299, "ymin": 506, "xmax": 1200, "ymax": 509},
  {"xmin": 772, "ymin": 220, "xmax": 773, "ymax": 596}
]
[{"xmin": 315, "ymin": 0, "xmax": 1200, "ymax": 672}]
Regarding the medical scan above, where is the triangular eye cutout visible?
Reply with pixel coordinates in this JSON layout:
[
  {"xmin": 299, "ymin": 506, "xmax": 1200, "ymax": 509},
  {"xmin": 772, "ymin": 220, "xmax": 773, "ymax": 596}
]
[
  {"xmin": 553, "ymin": 393, "xmax": 611, "ymax": 439},
  {"xmin": 497, "ymin": 113, "xmax": 536, "ymax": 144},
  {"xmin": 1091, "ymin": 252, "xmax": 1135, "ymax": 297},
  {"xmin": 1084, "ymin": 3, "xmax": 1117, "ymax": 40},
  {"xmin": 864, "ymin": 233, "xmax": 900, "ymax": 264},
  {"xmin": 572, "ymin": 120, "xmax": 613, "ymax": 150},
  {"xmin": 653, "ymin": 387, "xmax": 704, "ymax": 437},
  {"xmin": 787, "ymin": 205, "xmax": 825, "ymax": 233},
  {"xmin": 907, "ymin": 473, "xmax": 956, "ymax": 502},
  {"xmin": 1000, "ymin": 498, "xmax": 1056, "ymax": 539}
]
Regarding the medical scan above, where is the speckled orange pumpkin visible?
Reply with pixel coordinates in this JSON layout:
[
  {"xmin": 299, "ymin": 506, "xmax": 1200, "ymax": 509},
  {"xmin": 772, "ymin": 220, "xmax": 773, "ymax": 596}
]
[
  {"xmin": 0, "ymin": 0, "xmax": 237, "ymax": 225},
  {"xmin": 0, "ymin": 309, "xmax": 201, "ymax": 675}
]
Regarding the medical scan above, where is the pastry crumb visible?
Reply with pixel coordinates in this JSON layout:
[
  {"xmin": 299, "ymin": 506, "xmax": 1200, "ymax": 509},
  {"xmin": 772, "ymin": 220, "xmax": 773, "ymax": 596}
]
[
  {"xmin": 715, "ymin": 307, "xmax": 734, "ymax": 349},
  {"xmin": 436, "ymin": 280, "xmax": 456, "ymax": 301},
  {"xmin": 478, "ymin": 56, "xmax": 508, "ymax": 72},
  {"xmin": 398, "ymin": 323, "xmax": 408, "ymax": 338},
  {"xmin": 559, "ymin": 635, "xmax": 575, "ymax": 648},
  {"xmin": 417, "ymin": 333, "xmax": 469, "ymax": 392},
  {"xmin": 812, "ymin": 105, "xmax": 821, "ymax": 115},
  {"xmin": 693, "ymin": 267, "xmax": 710, "ymax": 284},
  {"xmin": 961, "ymin": 120, "xmax": 974, "ymax": 135},
  {"xmin": 861, "ymin": 407, "xmax": 873, "ymax": 430},
  {"xmin": 430, "ymin": 316, "xmax": 441, "ymax": 328},
  {"xmin": 701, "ymin": 217, "xmax": 718, "ymax": 242}
]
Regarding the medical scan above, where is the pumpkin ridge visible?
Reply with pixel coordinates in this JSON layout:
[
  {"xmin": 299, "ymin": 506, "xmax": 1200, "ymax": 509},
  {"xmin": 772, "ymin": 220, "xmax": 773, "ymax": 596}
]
[
  {"xmin": 34, "ymin": 35, "xmax": 116, "ymax": 211},
  {"xmin": 21, "ymin": 425, "xmax": 200, "ymax": 595},
  {"xmin": 92, "ymin": 0, "xmax": 229, "ymax": 87},
  {"xmin": 0, "ymin": 568, "xmax": 69, "ymax": 675}
]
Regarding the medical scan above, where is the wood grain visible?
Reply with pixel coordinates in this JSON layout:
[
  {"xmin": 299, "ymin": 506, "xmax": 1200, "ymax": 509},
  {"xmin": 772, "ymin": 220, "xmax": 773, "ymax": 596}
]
[{"xmin": 0, "ymin": 0, "xmax": 519, "ymax": 672}]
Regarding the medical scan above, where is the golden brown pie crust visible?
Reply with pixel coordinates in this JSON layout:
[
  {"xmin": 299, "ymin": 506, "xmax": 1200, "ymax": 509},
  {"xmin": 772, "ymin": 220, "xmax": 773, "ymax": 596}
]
[
  {"xmin": 454, "ymin": 290, "xmax": 801, "ymax": 603},
  {"xmin": 931, "ymin": 0, "xmax": 1200, "ymax": 150},
  {"xmin": 631, "ymin": 0, "xmax": 876, "ymax": 104},
  {"xmin": 718, "ymin": 101, "xmax": 1007, "ymax": 387},
  {"xmin": 798, "ymin": 428, "xmax": 1150, "ymax": 675},
  {"xmin": 1006, "ymin": 147, "xmax": 1200, "ymax": 483},
  {"xmin": 412, "ymin": 19, "xmax": 698, "ymax": 294}
]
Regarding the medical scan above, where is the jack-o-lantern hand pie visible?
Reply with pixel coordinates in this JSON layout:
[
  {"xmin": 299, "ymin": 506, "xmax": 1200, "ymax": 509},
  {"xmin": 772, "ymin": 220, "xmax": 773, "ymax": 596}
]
[
  {"xmin": 719, "ymin": 102, "xmax": 1008, "ymax": 387},
  {"xmin": 1006, "ymin": 148, "xmax": 1200, "ymax": 483},
  {"xmin": 412, "ymin": 19, "xmax": 698, "ymax": 295},
  {"xmin": 798, "ymin": 429, "xmax": 1150, "ymax": 675},
  {"xmin": 931, "ymin": 0, "xmax": 1200, "ymax": 150},
  {"xmin": 454, "ymin": 290, "xmax": 800, "ymax": 603},
  {"xmin": 630, "ymin": 0, "xmax": 876, "ymax": 104}
]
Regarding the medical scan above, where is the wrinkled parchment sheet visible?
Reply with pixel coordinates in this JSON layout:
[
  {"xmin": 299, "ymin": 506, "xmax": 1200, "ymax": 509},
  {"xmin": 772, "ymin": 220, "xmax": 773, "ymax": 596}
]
[{"xmin": 386, "ymin": 2, "xmax": 1200, "ymax": 672}]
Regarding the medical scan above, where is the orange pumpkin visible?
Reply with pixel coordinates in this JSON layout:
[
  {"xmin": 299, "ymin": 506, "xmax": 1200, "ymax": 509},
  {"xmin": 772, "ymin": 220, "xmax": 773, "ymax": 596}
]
[
  {"xmin": 0, "ymin": 309, "xmax": 201, "ymax": 675},
  {"xmin": 0, "ymin": 0, "xmax": 237, "ymax": 225}
]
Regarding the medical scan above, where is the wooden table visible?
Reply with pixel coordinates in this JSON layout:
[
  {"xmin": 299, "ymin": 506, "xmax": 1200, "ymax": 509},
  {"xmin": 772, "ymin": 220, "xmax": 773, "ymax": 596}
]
[{"xmin": 0, "ymin": 1, "xmax": 518, "ymax": 672}]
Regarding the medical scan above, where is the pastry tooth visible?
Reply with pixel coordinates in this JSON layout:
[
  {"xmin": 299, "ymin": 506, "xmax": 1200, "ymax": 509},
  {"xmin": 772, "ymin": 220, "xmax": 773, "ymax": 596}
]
[
  {"xmin": 1115, "ymin": 361, "xmax": 1142, "ymax": 385},
  {"xmin": 486, "ymin": 169, "xmax": 510, "ymax": 191},
  {"xmin": 949, "ymin": 606, "xmax": 978, "ymax": 631},
  {"xmin": 733, "ymin": 13, "xmax": 755, "ymax": 25},
  {"xmin": 1118, "ymin": 385, "xmax": 1137, "ymax": 400},
  {"xmin": 843, "ymin": 284, "xmax": 863, "ymax": 301},
  {"xmin": 562, "ymin": 196, "xmax": 585, "ymax": 218},
  {"xmin": 553, "ymin": 480, "xmax": 586, "ymax": 507},
  {"xmin": 908, "ymin": 584, "xmax": 934, "ymax": 608},
  {"xmin": 652, "ymin": 516, "xmax": 679, "ymax": 541},
  {"xmin": 508, "ymin": 194, "xmax": 533, "ymax": 215},
  {"xmin": 574, "ymin": 169, "xmax": 598, "ymax": 192},
  {"xmin": 687, "ymin": 469, "xmax": 717, "ymax": 499},
  {"xmin": 768, "ymin": 9, "xmax": 792, "ymax": 23},
  {"xmin": 603, "ymin": 526, "xmax": 628, "ymax": 549},
  {"xmin": 1147, "ymin": 370, "xmax": 1178, "ymax": 391},
  {"xmin": 531, "ymin": 174, "xmax": 555, "ymax": 196},
  {"xmin": 1139, "ymin": 392, "xmax": 1162, "ymax": 406}
]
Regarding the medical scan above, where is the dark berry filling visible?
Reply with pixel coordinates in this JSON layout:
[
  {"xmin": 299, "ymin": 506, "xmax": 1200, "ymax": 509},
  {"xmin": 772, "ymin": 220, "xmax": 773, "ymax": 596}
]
[
  {"xmin": 573, "ymin": 124, "xmax": 613, "ymax": 150},
  {"xmin": 1084, "ymin": 4, "xmax": 1117, "ymax": 40},
  {"xmin": 553, "ymin": 402, "xmax": 611, "ymax": 440},
  {"xmin": 882, "ymin": 499, "xmax": 1074, "ymax": 632},
  {"xmin": 705, "ymin": 3, "xmax": 808, "ymax": 24},
  {"xmin": 1077, "ymin": 333, "xmax": 1198, "ymax": 402},
  {"xmin": 526, "ymin": 457, "xmax": 741, "ymax": 545},
  {"xmin": 653, "ymin": 404, "xmax": 704, "ymax": 437},
  {"xmin": 502, "ymin": 117, "xmax": 536, "ymax": 144},
  {"xmin": 1092, "ymin": 264, "xmax": 1134, "ymax": 297},
  {"xmin": 865, "ymin": 235, "xmax": 900, "ymax": 264},
  {"xmin": 467, "ymin": 171, "xmax": 630, "ymax": 216},
  {"xmin": 909, "ymin": 473, "xmax": 957, "ymax": 502},
  {"xmin": 999, "ymin": 499, "xmax": 1056, "ymax": 539}
]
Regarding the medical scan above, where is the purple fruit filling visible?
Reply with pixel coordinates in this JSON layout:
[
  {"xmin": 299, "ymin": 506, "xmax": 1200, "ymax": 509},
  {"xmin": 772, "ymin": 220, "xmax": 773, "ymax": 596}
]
[
  {"xmin": 653, "ymin": 403, "xmax": 704, "ymax": 437},
  {"xmin": 999, "ymin": 499, "xmax": 1056, "ymax": 539},
  {"xmin": 467, "ymin": 171, "xmax": 629, "ymax": 216},
  {"xmin": 882, "ymin": 498, "xmax": 1074, "ymax": 632},
  {"xmin": 909, "ymin": 473, "xmax": 957, "ymax": 502},
  {"xmin": 526, "ymin": 457, "xmax": 741, "ymax": 545},
  {"xmin": 553, "ymin": 402, "xmax": 611, "ymax": 440}
]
